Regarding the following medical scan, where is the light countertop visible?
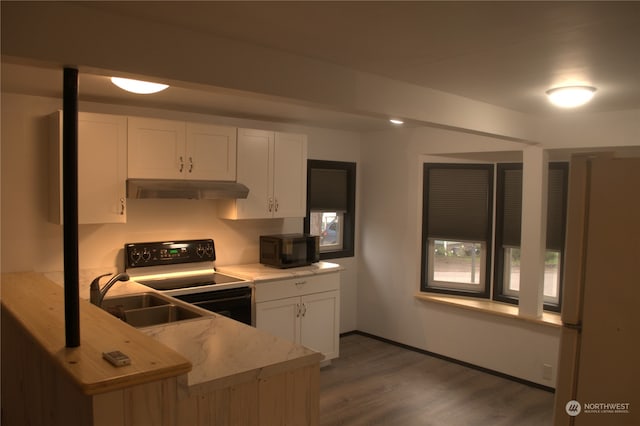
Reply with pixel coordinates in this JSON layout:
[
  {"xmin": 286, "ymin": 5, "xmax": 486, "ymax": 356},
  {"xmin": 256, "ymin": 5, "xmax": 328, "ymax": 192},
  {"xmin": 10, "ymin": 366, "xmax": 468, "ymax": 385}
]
[
  {"xmin": 39, "ymin": 269, "xmax": 322, "ymax": 393},
  {"xmin": 217, "ymin": 261, "xmax": 342, "ymax": 283},
  {"xmin": 139, "ymin": 313, "xmax": 321, "ymax": 392}
]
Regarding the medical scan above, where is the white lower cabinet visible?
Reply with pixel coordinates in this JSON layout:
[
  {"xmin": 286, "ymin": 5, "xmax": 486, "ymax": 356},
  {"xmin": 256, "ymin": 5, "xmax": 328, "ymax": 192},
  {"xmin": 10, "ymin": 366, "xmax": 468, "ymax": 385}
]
[{"xmin": 255, "ymin": 273, "xmax": 340, "ymax": 362}]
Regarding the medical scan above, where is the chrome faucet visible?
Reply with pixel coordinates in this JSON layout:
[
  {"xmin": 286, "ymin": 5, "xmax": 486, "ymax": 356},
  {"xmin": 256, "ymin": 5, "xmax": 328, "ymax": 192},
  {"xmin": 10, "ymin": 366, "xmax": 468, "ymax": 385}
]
[{"xmin": 89, "ymin": 272, "xmax": 130, "ymax": 307}]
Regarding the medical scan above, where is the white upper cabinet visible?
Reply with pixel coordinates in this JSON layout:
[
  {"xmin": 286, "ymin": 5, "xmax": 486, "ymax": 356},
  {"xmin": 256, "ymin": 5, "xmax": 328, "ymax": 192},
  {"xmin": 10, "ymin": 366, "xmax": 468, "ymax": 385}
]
[
  {"xmin": 128, "ymin": 117, "xmax": 185, "ymax": 179},
  {"xmin": 128, "ymin": 117, "xmax": 236, "ymax": 181},
  {"xmin": 218, "ymin": 128, "xmax": 307, "ymax": 219},
  {"xmin": 49, "ymin": 111, "xmax": 127, "ymax": 224},
  {"xmin": 186, "ymin": 123, "xmax": 237, "ymax": 181},
  {"xmin": 227, "ymin": 128, "xmax": 274, "ymax": 219},
  {"xmin": 273, "ymin": 132, "xmax": 308, "ymax": 218}
]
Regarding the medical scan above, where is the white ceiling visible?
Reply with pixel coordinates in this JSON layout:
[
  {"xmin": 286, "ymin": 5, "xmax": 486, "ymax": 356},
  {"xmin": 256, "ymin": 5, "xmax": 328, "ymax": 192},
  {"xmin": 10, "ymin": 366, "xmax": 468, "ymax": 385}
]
[
  {"xmin": 3, "ymin": 1, "xmax": 640, "ymax": 131},
  {"xmin": 1, "ymin": 62, "xmax": 393, "ymax": 132},
  {"xmin": 89, "ymin": 1, "xmax": 640, "ymax": 113}
]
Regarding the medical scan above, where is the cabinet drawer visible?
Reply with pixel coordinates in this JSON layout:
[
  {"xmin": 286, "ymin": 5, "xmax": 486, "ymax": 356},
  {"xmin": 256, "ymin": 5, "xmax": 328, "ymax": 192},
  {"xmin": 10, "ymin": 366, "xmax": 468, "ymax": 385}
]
[{"xmin": 255, "ymin": 273, "xmax": 339, "ymax": 303}]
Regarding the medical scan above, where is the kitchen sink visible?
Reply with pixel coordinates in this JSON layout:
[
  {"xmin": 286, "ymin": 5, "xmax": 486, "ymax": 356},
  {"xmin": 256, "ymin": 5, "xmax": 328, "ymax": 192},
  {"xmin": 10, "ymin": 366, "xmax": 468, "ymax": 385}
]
[
  {"xmin": 101, "ymin": 292, "xmax": 170, "ymax": 311},
  {"xmin": 123, "ymin": 304, "xmax": 203, "ymax": 328},
  {"xmin": 102, "ymin": 292, "xmax": 207, "ymax": 328}
]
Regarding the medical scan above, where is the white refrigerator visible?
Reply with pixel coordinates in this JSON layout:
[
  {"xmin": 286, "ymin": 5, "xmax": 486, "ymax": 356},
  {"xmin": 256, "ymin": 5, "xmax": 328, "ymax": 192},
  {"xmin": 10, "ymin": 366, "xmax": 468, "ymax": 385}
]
[{"xmin": 553, "ymin": 155, "xmax": 640, "ymax": 425}]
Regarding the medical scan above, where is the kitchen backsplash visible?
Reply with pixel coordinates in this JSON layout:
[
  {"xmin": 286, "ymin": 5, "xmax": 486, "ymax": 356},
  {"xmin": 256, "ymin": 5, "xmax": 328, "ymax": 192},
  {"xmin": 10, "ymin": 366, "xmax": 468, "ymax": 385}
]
[{"xmin": 39, "ymin": 198, "xmax": 302, "ymax": 274}]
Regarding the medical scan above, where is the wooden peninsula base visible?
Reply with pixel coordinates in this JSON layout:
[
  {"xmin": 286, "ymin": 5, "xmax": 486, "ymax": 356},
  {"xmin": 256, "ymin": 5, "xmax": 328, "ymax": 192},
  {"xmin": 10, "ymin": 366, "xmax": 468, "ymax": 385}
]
[{"xmin": 1, "ymin": 272, "xmax": 321, "ymax": 426}]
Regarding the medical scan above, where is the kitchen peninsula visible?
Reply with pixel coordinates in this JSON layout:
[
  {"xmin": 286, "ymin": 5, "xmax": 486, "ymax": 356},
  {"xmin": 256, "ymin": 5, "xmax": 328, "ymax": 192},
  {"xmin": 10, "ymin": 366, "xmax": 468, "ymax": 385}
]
[{"xmin": 1, "ymin": 272, "xmax": 322, "ymax": 426}]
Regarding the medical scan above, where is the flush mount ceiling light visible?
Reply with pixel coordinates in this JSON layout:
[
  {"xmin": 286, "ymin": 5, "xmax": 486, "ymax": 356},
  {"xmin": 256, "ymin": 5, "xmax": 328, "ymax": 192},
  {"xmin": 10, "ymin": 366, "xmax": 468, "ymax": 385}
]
[
  {"xmin": 389, "ymin": 118, "xmax": 404, "ymax": 125},
  {"xmin": 546, "ymin": 85, "xmax": 597, "ymax": 108},
  {"xmin": 110, "ymin": 77, "xmax": 169, "ymax": 94}
]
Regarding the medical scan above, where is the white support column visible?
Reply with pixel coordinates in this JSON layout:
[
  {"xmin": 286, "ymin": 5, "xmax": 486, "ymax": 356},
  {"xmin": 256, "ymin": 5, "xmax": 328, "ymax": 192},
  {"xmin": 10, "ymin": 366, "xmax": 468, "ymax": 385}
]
[{"xmin": 518, "ymin": 146, "xmax": 548, "ymax": 319}]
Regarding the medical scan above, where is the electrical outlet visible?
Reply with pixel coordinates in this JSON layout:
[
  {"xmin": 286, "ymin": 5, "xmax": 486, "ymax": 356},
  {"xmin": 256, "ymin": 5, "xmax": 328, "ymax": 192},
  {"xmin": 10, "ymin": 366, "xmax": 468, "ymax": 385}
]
[{"xmin": 543, "ymin": 363, "xmax": 553, "ymax": 380}]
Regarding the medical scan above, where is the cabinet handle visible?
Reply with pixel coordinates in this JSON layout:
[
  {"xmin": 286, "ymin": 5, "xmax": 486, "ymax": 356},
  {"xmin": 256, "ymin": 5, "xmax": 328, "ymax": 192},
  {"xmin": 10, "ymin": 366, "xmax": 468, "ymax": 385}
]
[
  {"xmin": 179, "ymin": 156, "xmax": 184, "ymax": 173},
  {"xmin": 301, "ymin": 303, "xmax": 307, "ymax": 317},
  {"xmin": 296, "ymin": 303, "xmax": 301, "ymax": 318},
  {"xmin": 268, "ymin": 197, "xmax": 274, "ymax": 212},
  {"xmin": 274, "ymin": 198, "xmax": 279, "ymax": 212},
  {"xmin": 120, "ymin": 197, "xmax": 125, "ymax": 216},
  {"xmin": 188, "ymin": 156, "xmax": 193, "ymax": 173},
  {"xmin": 295, "ymin": 281, "xmax": 307, "ymax": 287}
]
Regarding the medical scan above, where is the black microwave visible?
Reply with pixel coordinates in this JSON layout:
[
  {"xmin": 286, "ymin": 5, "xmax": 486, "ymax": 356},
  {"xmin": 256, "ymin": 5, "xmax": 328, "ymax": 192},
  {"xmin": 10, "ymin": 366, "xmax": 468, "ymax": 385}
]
[{"xmin": 259, "ymin": 234, "xmax": 320, "ymax": 269}]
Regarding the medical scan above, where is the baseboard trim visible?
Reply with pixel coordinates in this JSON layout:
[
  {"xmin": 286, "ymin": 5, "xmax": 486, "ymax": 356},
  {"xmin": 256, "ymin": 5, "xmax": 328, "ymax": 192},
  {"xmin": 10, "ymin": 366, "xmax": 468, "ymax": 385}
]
[{"xmin": 340, "ymin": 330, "xmax": 555, "ymax": 393}]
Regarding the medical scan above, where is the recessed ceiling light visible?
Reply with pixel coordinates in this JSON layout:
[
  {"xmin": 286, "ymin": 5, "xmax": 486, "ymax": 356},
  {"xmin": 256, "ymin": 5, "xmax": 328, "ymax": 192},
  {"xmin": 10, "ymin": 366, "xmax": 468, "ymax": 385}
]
[
  {"xmin": 546, "ymin": 85, "xmax": 596, "ymax": 108},
  {"xmin": 110, "ymin": 77, "xmax": 169, "ymax": 94},
  {"xmin": 389, "ymin": 119, "xmax": 404, "ymax": 125}
]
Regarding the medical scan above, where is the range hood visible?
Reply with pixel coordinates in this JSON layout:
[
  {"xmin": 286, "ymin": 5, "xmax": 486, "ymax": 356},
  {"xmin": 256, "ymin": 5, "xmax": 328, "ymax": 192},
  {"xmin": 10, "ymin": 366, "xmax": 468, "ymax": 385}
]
[{"xmin": 127, "ymin": 179, "xmax": 249, "ymax": 200}]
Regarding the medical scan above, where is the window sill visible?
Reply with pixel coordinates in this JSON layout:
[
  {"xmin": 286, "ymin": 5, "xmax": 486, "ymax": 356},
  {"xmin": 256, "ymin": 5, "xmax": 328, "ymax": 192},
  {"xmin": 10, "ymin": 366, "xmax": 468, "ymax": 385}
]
[{"xmin": 415, "ymin": 293, "xmax": 562, "ymax": 328}]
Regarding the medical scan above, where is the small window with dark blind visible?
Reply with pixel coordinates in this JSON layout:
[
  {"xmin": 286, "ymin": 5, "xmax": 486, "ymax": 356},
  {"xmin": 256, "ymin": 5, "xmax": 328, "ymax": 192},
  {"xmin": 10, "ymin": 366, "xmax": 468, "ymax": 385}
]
[
  {"xmin": 304, "ymin": 160, "xmax": 356, "ymax": 259},
  {"xmin": 421, "ymin": 163, "xmax": 494, "ymax": 297},
  {"xmin": 494, "ymin": 162, "xmax": 568, "ymax": 311}
]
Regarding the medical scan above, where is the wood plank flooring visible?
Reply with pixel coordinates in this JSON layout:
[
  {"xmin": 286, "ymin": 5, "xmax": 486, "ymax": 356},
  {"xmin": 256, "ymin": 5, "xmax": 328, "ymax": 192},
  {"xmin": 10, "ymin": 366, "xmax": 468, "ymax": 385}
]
[{"xmin": 320, "ymin": 333, "xmax": 554, "ymax": 426}]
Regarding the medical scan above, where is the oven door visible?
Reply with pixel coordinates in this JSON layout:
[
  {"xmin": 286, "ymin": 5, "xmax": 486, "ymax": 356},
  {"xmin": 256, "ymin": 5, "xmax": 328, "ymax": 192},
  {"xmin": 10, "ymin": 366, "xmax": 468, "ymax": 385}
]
[{"xmin": 173, "ymin": 287, "xmax": 253, "ymax": 326}]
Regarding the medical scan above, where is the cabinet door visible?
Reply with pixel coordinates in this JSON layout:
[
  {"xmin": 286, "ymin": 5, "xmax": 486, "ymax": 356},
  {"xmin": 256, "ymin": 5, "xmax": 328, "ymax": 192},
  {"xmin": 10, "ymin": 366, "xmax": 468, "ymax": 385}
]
[
  {"xmin": 128, "ymin": 117, "xmax": 186, "ymax": 179},
  {"xmin": 233, "ymin": 128, "xmax": 275, "ymax": 218},
  {"xmin": 49, "ymin": 111, "xmax": 127, "ymax": 224},
  {"xmin": 78, "ymin": 113, "xmax": 128, "ymax": 224},
  {"xmin": 186, "ymin": 123, "xmax": 237, "ymax": 181},
  {"xmin": 301, "ymin": 290, "xmax": 340, "ymax": 361},
  {"xmin": 273, "ymin": 132, "xmax": 307, "ymax": 218},
  {"xmin": 255, "ymin": 296, "xmax": 300, "ymax": 344}
]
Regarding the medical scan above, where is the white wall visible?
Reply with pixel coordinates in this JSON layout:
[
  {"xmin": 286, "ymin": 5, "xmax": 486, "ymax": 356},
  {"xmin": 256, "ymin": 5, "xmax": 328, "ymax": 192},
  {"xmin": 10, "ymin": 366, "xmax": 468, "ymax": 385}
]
[
  {"xmin": 357, "ymin": 127, "xmax": 559, "ymax": 386},
  {"xmin": 0, "ymin": 92, "xmax": 361, "ymax": 332},
  {"xmin": 356, "ymin": 119, "xmax": 639, "ymax": 387}
]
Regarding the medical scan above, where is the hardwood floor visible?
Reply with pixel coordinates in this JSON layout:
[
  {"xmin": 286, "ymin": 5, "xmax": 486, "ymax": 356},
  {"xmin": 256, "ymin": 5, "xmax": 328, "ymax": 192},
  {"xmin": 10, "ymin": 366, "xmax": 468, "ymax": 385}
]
[{"xmin": 320, "ymin": 334, "xmax": 554, "ymax": 426}]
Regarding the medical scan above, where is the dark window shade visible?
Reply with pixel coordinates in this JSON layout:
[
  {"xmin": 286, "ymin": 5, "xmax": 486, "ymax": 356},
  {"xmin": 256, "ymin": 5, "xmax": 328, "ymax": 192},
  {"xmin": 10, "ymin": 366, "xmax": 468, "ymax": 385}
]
[
  {"xmin": 425, "ymin": 165, "xmax": 493, "ymax": 241},
  {"xmin": 546, "ymin": 166, "xmax": 568, "ymax": 250},
  {"xmin": 309, "ymin": 168, "xmax": 348, "ymax": 211},
  {"xmin": 500, "ymin": 163, "xmax": 568, "ymax": 250},
  {"xmin": 502, "ymin": 169, "xmax": 523, "ymax": 247}
]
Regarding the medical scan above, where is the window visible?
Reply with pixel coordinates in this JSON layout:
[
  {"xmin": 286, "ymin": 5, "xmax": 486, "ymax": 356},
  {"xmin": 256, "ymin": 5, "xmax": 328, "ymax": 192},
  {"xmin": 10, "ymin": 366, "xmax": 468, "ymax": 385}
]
[
  {"xmin": 421, "ymin": 164, "xmax": 494, "ymax": 297},
  {"xmin": 304, "ymin": 160, "xmax": 356, "ymax": 259},
  {"xmin": 429, "ymin": 239, "xmax": 486, "ymax": 292},
  {"xmin": 494, "ymin": 163, "xmax": 568, "ymax": 311},
  {"xmin": 310, "ymin": 211, "xmax": 343, "ymax": 251}
]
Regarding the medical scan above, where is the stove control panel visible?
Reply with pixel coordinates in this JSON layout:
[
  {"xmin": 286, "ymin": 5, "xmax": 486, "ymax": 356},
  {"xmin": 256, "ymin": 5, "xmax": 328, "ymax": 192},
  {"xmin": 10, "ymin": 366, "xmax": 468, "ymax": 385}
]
[{"xmin": 125, "ymin": 239, "xmax": 216, "ymax": 268}]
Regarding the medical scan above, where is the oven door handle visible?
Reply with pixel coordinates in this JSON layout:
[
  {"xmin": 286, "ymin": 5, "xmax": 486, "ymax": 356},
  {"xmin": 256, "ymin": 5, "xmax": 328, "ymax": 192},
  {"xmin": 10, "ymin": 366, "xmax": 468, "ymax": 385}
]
[{"xmin": 190, "ymin": 295, "xmax": 252, "ymax": 305}]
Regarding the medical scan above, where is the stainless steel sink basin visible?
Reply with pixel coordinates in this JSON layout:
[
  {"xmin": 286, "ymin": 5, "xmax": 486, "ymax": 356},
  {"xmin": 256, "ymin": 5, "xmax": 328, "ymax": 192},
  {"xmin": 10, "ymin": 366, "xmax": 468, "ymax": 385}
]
[
  {"xmin": 101, "ymin": 292, "xmax": 170, "ymax": 311},
  {"xmin": 102, "ymin": 292, "xmax": 207, "ymax": 328},
  {"xmin": 123, "ymin": 304, "xmax": 203, "ymax": 328}
]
